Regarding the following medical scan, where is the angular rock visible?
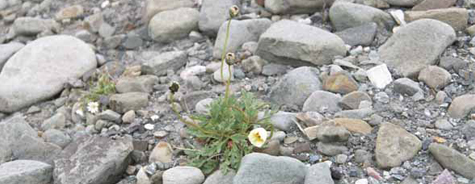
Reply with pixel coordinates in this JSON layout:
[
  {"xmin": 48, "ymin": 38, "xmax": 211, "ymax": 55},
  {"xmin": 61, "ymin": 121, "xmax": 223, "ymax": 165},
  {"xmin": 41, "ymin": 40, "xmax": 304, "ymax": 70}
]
[
  {"xmin": 256, "ymin": 20, "xmax": 346, "ymax": 66},
  {"xmin": 55, "ymin": 5, "xmax": 84, "ymax": 20},
  {"xmin": 54, "ymin": 136, "xmax": 134, "ymax": 184},
  {"xmin": 335, "ymin": 108, "xmax": 374, "ymax": 119},
  {"xmin": 439, "ymin": 56, "xmax": 467, "ymax": 73},
  {"xmin": 203, "ymin": 170, "xmax": 235, "ymax": 184},
  {"xmin": 213, "ymin": 19, "xmax": 272, "ymax": 58},
  {"xmin": 0, "ymin": 160, "xmax": 53, "ymax": 184},
  {"xmin": 335, "ymin": 22, "xmax": 377, "ymax": 46},
  {"xmin": 303, "ymin": 90, "xmax": 341, "ymax": 113},
  {"xmin": 0, "ymin": 35, "xmax": 96, "ymax": 113},
  {"xmin": 270, "ymin": 111, "xmax": 297, "ymax": 131},
  {"xmin": 339, "ymin": 91, "xmax": 372, "ymax": 110},
  {"xmin": 405, "ymin": 8, "xmax": 468, "ymax": 31},
  {"xmin": 265, "ymin": 0, "xmax": 335, "ymax": 14},
  {"xmin": 143, "ymin": 0, "xmax": 194, "ymax": 23},
  {"xmin": 109, "ymin": 92, "xmax": 149, "ymax": 113},
  {"xmin": 317, "ymin": 142, "xmax": 348, "ymax": 156},
  {"xmin": 429, "ymin": 143, "xmax": 475, "ymax": 179},
  {"xmin": 434, "ymin": 119, "xmax": 453, "ymax": 130},
  {"xmin": 262, "ymin": 63, "xmax": 288, "ymax": 76},
  {"xmin": 0, "ymin": 42, "xmax": 24, "ymax": 71},
  {"xmin": 304, "ymin": 163, "xmax": 334, "ymax": 184},
  {"xmin": 116, "ymin": 75, "xmax": 159, "ymax": 94},
  {"xmin": 241, "ymin": 56, "xmax": 267, "ymax": 74},
  {"xmin": 12, "ymin": 17, "xmax": 59, "ymax": 36},
  {"xmin": 149, "ymin": 141, "xmax": 173, "ymax": 163},
  {"xmin": 447, "ymin": 94, "xmax": 475, "ymax": 119},
  {"xmin": 316, "ymin": 123, "xmax": 350, "ymax": 143},
  {"xmin": 233, "ymin": 153, "xmax": 307, "ymax": 184},
  {"xmin": 43, "ymin": 129, "xmax": 72, "ymax": 149},
  {"xmin": 269, "ymin": 67, "xmax": 322, "ymax": 108},
  {"xmin": 333, "ymin": 118, "xmax": 372, "ymax": 134},
  {"xmin": 418, "ymin": 66, "xmax": 451, "ymax": 89},
  {"xmin": 180, "ymin": 91, "xmax": 215, "ymax": 111},
  {"xmin": 98, "ymin": 110, "xmax": 122, "ymax": 123},
  {"xmin": 462, "ymin": 120, "xmax": 475, "ymax": 140},
  {"xmin": 376, "ymin": 123, "xmax": 422, "ymax": 168},
  {"xmin": 198, "ymin": 0, "xmax": 241, "ymax": 36},
  {"xmin": 366, "ymin": 64, "xmax": 393, "ymax": 89},
  {"xmin": 431, "ymin": 169, "xmax": 456, "ymax": 184},
  {"xmin": 393, "ymin": 78, "xmax": 422, "ymax": 96},
  {"xmin": 379, "ymin": 19, "xmax": 456, "ymax": 77},
  {"xmin": 149, "ymin": 8, "xmax": 199, "ymax": 43},
  {"xmin": 323, "ymin": 71, "xmax": 359, "ymax": 95},
  {"xmin": 329, "ymin": 2, "xmax": 395, "ymax": 31},
  {"xmin": 412, "ymin": 0, "xmax": 456, "ymax": 11},
  {"xmin": 383, "ymin": 0, "xmax": 421, "ymax": 6},
  {"xmin": 163, "ymin": 166, "xmax": 205, "ymax": 184},
  {"xmin": 142, "ymin": 51, "xmax": 187, "ymax": 76}
]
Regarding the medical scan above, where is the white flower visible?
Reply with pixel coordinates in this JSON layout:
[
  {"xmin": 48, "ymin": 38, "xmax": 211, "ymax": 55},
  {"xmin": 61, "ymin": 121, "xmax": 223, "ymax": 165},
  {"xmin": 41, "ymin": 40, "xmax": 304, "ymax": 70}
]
[
  {"xmin": 248, "ymin": 128, "xmax": 268, "ymax": 148},
  {"xmin": 87, "ymin": 102, "xmax": 100, "ymax": 114}
]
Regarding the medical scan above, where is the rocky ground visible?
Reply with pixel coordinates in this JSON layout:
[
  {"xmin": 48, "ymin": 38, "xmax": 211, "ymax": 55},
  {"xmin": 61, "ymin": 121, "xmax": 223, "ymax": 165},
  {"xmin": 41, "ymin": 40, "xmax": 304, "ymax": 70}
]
[{"xmin": 1, "ymin": 0, "xmax": 475, "ymax": 184}]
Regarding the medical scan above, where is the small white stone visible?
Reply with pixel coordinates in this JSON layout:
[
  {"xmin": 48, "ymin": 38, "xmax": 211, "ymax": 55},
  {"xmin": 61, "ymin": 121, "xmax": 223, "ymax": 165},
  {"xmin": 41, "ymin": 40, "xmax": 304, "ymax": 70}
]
[
  {"xmin": 144, "ymin": 124, "xmax": 155, "ymax": 130},
  {"xmin": 355, "ymin": 179, "xmax": 368, "ymax": 184},
  {"xmin": 151, "ymin": 115, "xmax": 159, "ymax": 121},
  {"xmin": 101, "ymin": 1, "xmax": 110, "ymax": 8},
  {"xmin": 366, "ymin": 64, "xmax": 393, "ymax": 89},
  {"xmin": 153, "ymin": 131, "xmax": 168, "ymax": 138},
  {"xmin": 390, "ymin": 10, "xmax": 406, "ymax": 25}
]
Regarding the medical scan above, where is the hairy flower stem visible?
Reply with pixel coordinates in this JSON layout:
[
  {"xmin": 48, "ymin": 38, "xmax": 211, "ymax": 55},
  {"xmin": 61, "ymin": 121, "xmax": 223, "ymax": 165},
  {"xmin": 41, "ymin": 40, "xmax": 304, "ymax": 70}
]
[{"xmin": 220, "ymin": 18, "xmax": 233, "ymax": 100}]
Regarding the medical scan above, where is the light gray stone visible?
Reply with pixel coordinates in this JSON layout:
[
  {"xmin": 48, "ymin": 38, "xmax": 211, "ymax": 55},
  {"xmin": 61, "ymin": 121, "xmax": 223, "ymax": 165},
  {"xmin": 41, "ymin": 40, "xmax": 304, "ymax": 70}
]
[
  {"xmin": 393, "ymin": 78, "xmax": 422, "ymax": 96},
  {"xmin": 0, "ymin": 160, "xmax": 53, "ymax": 184},
  {"xmin": 213, "ymin": 19, "xmax": 272, "ymax": 59},
  {"xmin": 429, "ymin": 143, "xmax": 475, "ymax": 179},
  {"xmin": 12, "ymin": 17, "xmax": 59, "ymax": 36},
  {"xmin": 270, "ymin": 111, "xmax": 297, "ymax": 131},
  {"xmin": 54, "ymin": 135, "xmax": 134, "ymax": 184},
  {"xmin": 379, "ymin": 19, "xmax": 456, "ymax": 77},
  {"xmin": 0, "ymin": 42, "xmax": 24, "ymax": 71},
  {"xmin": 149, "ymin": 8, "xmax": 199, "ymax": 43},
  {"xmin": 163, "ymin": 166, "xmax": 205, "ymax": 184},
  {"xmin": 303, "ymin": 90, "xmax": 341, "ymax": 113},
  {"xmin": 233, "ymin": 153, "xmax": 307, "ymax": 184},
  {"xmin": 198, "ymin": 0, "xmax": 241, "ymax": 36},
  {"xmin": 41, "ymin": 113, "xmax": 66, "ymax": 131},
  {"xmin": 382, "ymin": 0, "xmax": 421, "ymax": 6},
  {"xmin": 405, "ymin": 8, "xmax": 468, "ymax": 31},
  {"xmin": 434, "ymin": 119, "xmax": 453, "ymax": 130},
  {"xmin": 43, "ymin": 129, "xmax": 72, "ymax": 149},
  {"xmin": 143, "ymin": 0, "xmax": 194, "ymax": 23},
  {"xmin": 142, "ymin": 51, "xmax": 187, "ymax": 76},
  {"xmin": 335, "ymin": 22, "xmax": 377, "ymax": 46},
  {"xmin": 376, "ymin": 123, "xmax": 422, "ymax": 168},
  {"xmin": 338, "ymin": 91, "xmax": 372, "ymax": 110},
  {"xmin": 329, "ymin": 2, "xmax": 395, "ymax": 31},
  {"xmin": 269, "ymin": 67, "xmax": 322, "ymax": 108},
  {"xmin": 304, "ymin": 163, "xmax": 334, "ymax": 184},
  {"xmin": 0, "ymin": 35, "xmax": 97, "ymax": 113},
  {"xmin": 203, "ymin": 170, "xmax": 235, "ymax": 184},
  {"xmin": 317, "ymin": 142, "xmax": 348, "ymax": 156},
  {"xmin": 448, "ymin": 94, "xmax": 475, "ymax": 119},
  {"xmin": 195, "ymin": 98, "xmax": 213, "ymax": 114},
  {"xmin": 265, "ymin": 0, "xmax": 335, "ymax": 14},
  {"xmin": 98, "ymin": 110, "xmax": 122, "ymax": 123},
  {"xmin": 116, "ymin": 75, "xmax": 159, "ymax": 94},
  {"xmin": 418, "ymin": 65, "xmax": 451, "ymax": 89},
  {"xmin": 109, "ymin": 92, "xmax": 149, "ymax": 113},
  {"xmin": 256, "ymin": 20, "xmax": 346, "ymax": 66}
]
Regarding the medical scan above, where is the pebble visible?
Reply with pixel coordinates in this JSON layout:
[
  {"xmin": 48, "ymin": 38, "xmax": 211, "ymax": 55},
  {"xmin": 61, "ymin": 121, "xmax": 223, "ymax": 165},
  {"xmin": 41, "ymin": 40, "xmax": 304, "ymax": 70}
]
[
  {"xmin": 144, "ymin": 124, "xmax": 155, "ymax": 130},
  {"xmin": 355, "ymin": 178, "xmax": 369, "ymax": 184}
]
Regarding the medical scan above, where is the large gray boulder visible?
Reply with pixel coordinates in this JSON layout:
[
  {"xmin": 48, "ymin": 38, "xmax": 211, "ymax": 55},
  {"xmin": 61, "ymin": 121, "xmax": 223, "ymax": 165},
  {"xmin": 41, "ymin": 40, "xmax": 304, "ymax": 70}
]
[
  {"xmin": 149, "ymin": 8, "xmax": 199, "ymax": 43},
  {"xmin": 269, "ymin": 67, "xmax": 322, "ymax": 108},
  {"xmin": 143, "ymin": 0, "xmax": 194, "ymax": 23},
  {"xmin": 0, "ymin": 160, "xmax": 53, "ymax": 184},
  {"xmin": 329, "ymin": 2, "xmax": 395, "ymax": 31},
  {"xmin": 233, "ymin": 153, "xmax": 308, "ymax": 184},
  {"xmin": 265, "ymin": 0, "xmax": 335, "ymax": 14},
  {"xmin": 0, "ymin": 42, "xmax": 24, "ymax": 71},
  {"xmin": 54, "ymin": 135, "xmax": 134, "ymax": 184},
  {"xmin": 379, "ymin": 19, "xmax": 455, "ymax": 77},
  {"xmin": 256, "ymin": 20, "xmax": 346, "ymax": 66},
  {"xmin": 0, "ymin": 35, "xmax": 97, "ymax": 113},
  {"xmin": 198, "ymin": 0, "xmax": 240, "ymax": 36},
  {"xmin": 213, "ymin": 19, "xmax": 272, "ymax": 59}
]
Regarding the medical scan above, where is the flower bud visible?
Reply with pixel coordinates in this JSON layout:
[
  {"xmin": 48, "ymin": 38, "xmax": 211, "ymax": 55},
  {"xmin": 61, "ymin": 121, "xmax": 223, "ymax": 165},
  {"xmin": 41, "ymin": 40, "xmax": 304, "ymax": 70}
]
[
  {"xmin": 229, "ymin": 5, "xmax": 239, "ymax": 18},
  {"xmin": 169, "ymin": 81, "xmax": 180, "ymax": 94},
  {"xmin": 225, "ymin": 52, "xmax": 236, "ymax": 65}
]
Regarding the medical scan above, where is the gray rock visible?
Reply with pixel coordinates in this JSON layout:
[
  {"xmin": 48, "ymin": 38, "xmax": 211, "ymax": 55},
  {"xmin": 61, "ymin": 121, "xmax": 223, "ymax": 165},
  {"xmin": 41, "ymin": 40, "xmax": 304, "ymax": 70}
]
[
  {"xmin": 98, "ymin": 22, "xmax": 115, "ymax": 38},
  {"xmin": 143, "ymin": 0, "xmax": 194, "ymax": 23},
  {"xmin": 418, "ymin": 65, "xmax": 451, "ymax": 89},
  {"xmin": 379, "ymin": 19, "xmax": 456, "ymax": 77},
  {"xmin": 203, "ymin": 170, "xmax": 235, "ymax": 184},
  {"xmin": 262, "ymin": 63, "xmax": 287, "ymax": 76},
  {"xmin": 304, "ymin": 163, "xmax": 334, "ymax": 184},
  {"xmin": 98, "ymin": 110, "xmax": 122, "ymax": 123},
  {"xmin": 393, "ymin": 78, "xmax": 422, "ymax": 96},
  {"xmin": 270, "ymin": 111, "xmax": 297, "ymax": 131},
  {"xmin": 316, "ymin": 123, "xmax": 350, "ymax": 143},
  {"xmin": 122, "ymin": 32, "xmax": 143, "ymax": 49},
  {"xmin": 376, "ymin": 122, "xmax": 422, "ymax": 168},
  {"xmin": 116, "ymin": 75, "xmax": 159, "ymax": 94},
  {"xmin": 198, "ymin": 0, "xmax": 241, "ymax": 36},
  {"xmin": 303, "ymin": 90, "xmax": 341, "ymax": 113},
  {"xmin": 12, "ymin": 17, "xmax": 59, "ymax": 36},
  {"xmin": 149, "ymin": 8, "xmax": 199, "ymax": 43},
  {"xmin": 0, "ymin": 35, "xmax": 97, "ymax": 113},
  {"xmin": 0, "ymin": 115, "xmax": 61, "ymax": 164},
  {"xmin": 429, "ymin": 143, "xmax": 475, "ymax": 179},
  {"xmin": 317, "ymin": 142, "xmax": 348, "ymax": 156},
  {"xmin": 256, "ymin": 20, "xmax": 346, "ymax": 66},
  {"xmin": 0, "ymin": 160, "xmax": 53, "ymax": 184},
  {"xmin": 195, "ymin": 98, "xmax": 213, "ymax": 114},
  {"xmin": 181, "ymin": 91, "xmax": 215, "ymax": 111},
  {"xmin": 265, "ymin": 0, "xmax": 335, "ymax": 14},
  {"xmin": 448, "ymin": 94, "xmax": 475, "ymax": 119},
  {"xmin": 54, "ymin": 135, "xmax": 134, "ymax": 184},
  {"xmin": 142, "ymin": 51, "xmax": 187, "ymax": 76},
  {"xmin": 405, "ymin": 8, "xmax": 468, "ymax": 31},
  {"xmin": 0, "ymin": 42, "xmax": 24, "ymax": 71},
  {"xmin": 335, "ymin": 22, "xmax": 377, "ymax": 46},
  {"xmin": 269, "ymin": 67, "xmax": 322, "ymax": 108},
  {"xmin": 439, "ymin": 56, "xmax": 467, "ymax": 73},
  {"xmin": 163, "ymin": 166, "xmax": 205, "ymax": 184},
  {"xmin": 383, "ymin": 0, "xmax": 421, "ymax": 6},
  {"xmin": 41, "ymin": 113, "xmax": 66, "ymax": 131},
  {"xmin": 329, "ymin": 2, "xmax": 394, "ymax": 31},
  {"xmin": 462, "ymin": 120, "xmax": 475, "ymax": 140},
  {"xmin": 335, "ymin": 108, "xmax": 374, "ymax": 119},
  {"xmin": 338, "ymin": 91, "xmax": 372, "ymax": 110},
  {"xmin": 233, "ymin": 153, "xmax": 308, "ymax": 184},
  {"xmin": 43, "ymin": 129, "xmax": 72, "ymax": 149},
  {"xmin": 241, "ymin": 56, "xmax": 267, "ymax": 74},
  {"xmin": 0, "ymin": 141, "xmax": 12, "ymax": 164},
  {"xmin": 84, "ymin": 13, "xmax": 104, "ymax": 33},
  {"xmin": 434, "ymin": 119, "xmax": 453, "ymax": 130},
  {"xmin": 213, "ymin": 19, "xmax": 272, "ymax": 59},
  {"xmin": 109, "ymin": 92, "xmax": 149, "ymax": 113}
]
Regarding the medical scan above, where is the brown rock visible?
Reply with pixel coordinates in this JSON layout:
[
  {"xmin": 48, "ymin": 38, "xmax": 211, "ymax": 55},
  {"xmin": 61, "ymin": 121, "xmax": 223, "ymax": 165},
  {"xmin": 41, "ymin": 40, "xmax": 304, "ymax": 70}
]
[
  {"xmin": 334, "ymin": 118, "xmax": 372, "ymax": 134},
  {"xmin": 338, "ymin": 91, "xmax": 372, "ymax": 110},
  {"xmin": 448, "ymin": 94, "xmax": 475, "ymax": 119},
  {"xmin": 254, "ymin": 139, "xmax": 280, "ymax": 156},
  {"xmin": 412, "ymin": 0, "xmax": 456, "ymax": 11},
  {"xmin": 418, "ymin": 65, "xmax": 451, "ymax": 89},
  {"xmin": 55, "ymin": 5, "xmax": 84, "ymax": 20},
  {"xmin": 323, "ymin": 71, "xmax": 358, "ymax": 95},
  {"xmin": 405, "ymin": 8, "xmax": 468, "ymax": 31},
  {"xmin": 149, "ymin": 141, "xmax": 173, "ymax": 163}
]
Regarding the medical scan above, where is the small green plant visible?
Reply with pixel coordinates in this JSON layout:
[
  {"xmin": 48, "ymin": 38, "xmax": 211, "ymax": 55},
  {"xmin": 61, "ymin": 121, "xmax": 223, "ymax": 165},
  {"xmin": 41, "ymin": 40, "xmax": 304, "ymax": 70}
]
[
  {"xmin": 168, "ymin": 6, "xmax": 275, "ymax": 174},
  {"xmin": 81, "ymin": 72, "xmax": 116, "ymax": 113}
]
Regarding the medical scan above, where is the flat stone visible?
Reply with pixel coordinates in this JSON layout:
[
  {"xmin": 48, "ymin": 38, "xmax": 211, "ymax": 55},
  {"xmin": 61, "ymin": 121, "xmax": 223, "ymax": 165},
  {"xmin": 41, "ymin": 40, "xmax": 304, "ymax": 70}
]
[
  {"xmin": 55, "ymin": 5, "xmax": 84, "ymax": 20},
  {"xmin": 405, "ymin": 8, "xmax": 468, "ymax": 31},
  {"xmin": 439, "ymin": 56, "xmax": 467, "ymax": 73},
  {"xmin": 393, "ymin": 78, "xmax": 422, "ymax": 96},
  {"xmin": 383, "ymin": 0, "xmax": 421, "ymax": 6},
  {"xmin": 12, "ymin": 17, "xmax": 59, "ymax": 36},
  {"xmin": 432, "ymin": 169, "xmax": 456, "ymax": 184},
  {"xmin": 334, "ymin": 118, "xmax": 372, "ymax": 134},
  {"xmin": 316, "ymin": 123, "xmax": 350, "ymax": 143},
  {"xmin": 163, "ymin": 166, "xmax": 204, "ymax": 184},
  {"xmin": 270, "ymin": 111, "xmax": 297, "ymax": 131},
  {"xmin": 116, "ymin": 75, "xmax": 159, "ymax": 94},
  {"xmin": 149, "ymin": 141, "xmax": 173, "ymax": 163},
  {"xmin": 379, "ymin": 19, "xmax": 456, "ymax": 77},
  {"xmin": 149, "ymin": 8, "xmax": 199, "ymax": 43},
  {"xmin": 265, "ymin": 0, "xmax": 335, "ymax": 14},
  {"xmin": 429, "ymin": 143, "xmax": 475, "ymax": 179},
  {"xmin": 262, "ymin": 63, "xmax": 287, "ymax": 76},
  {"xmin": 317, "ymin": 142, "xmax": 348, "ymax": 156},
  {"xmin": 335, "ymin": 108, "xmax": 374, "ymax": 119},
  {"xmin": 329, "ymin": 2, "xmax": 394, "ymax": 31},
  {"xmin": 412, "ymin": 0, "xmax": 456, "ymax": 11},
  {"xmin": 256, "ymin": 20, "xmax": 346, "ymax": 66},
  {"xmin": 366, "ymin": 64, "xmax": 393, "ymax": 89},
  {"xmin": 143, "ymin": 0, "xmax": 194, "ymax": 23},
  {"xmin": 304, "ymin": 163, "xmax": 334, "ymax": 184},
  {"xmin": 335, "ymin": 22, "xmax": 377, "ymax": 46},
  {"xmin": 303, "ymin": 90, "xmax": 341, "ymax": 113},
  {"xmin": 0, "ymin": 35, "xmax": 96, "ymax": 113},
  {"xmin": 198, "ymin": 0, "xmax": 241, "ymax": 36},
  {"xmin": 109, "ymin": 92, "xmax": 149, "ymax": 113},
  {"xmin": 203, "ymin": 170, "xmax": 235, "ymax": 184},
  {"xmin": 323, "ymin": 71, "xmax": 359, "ymax": 95},
  {"xmin": 43, "ymin": 129, "xmax": 71, "ymax": 149},
  {"xmin": 142, "ymin": 51, "xmax": 187, "ymax": 76},
  {"xmin": 338, "ymin": 91, "xmax": 372, "ymax": 110},
  {"xmin": 448, "ymin": 94, "xmax": 475, "ymax": 119},
  {"xmin": 0, "ymin": 160, "xmax": 53, "ymax": 184},
  {"xmin": 376, "ymin": 123, "xmax": 422, "ymax": 169},
  {"xmin": 98, "ymin": 110, "xmax": 122, "ymax": 123},
  {"xmin": 41, "ymin": 112, "xmax": 66, "ymax": 131},
  {"xmin": 54, "ymin": 136, "xmax": 134, "ymax": 184},
  {"xmin": 418, "ymin": 66, "xmax": 451, "ymax": 89}
]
